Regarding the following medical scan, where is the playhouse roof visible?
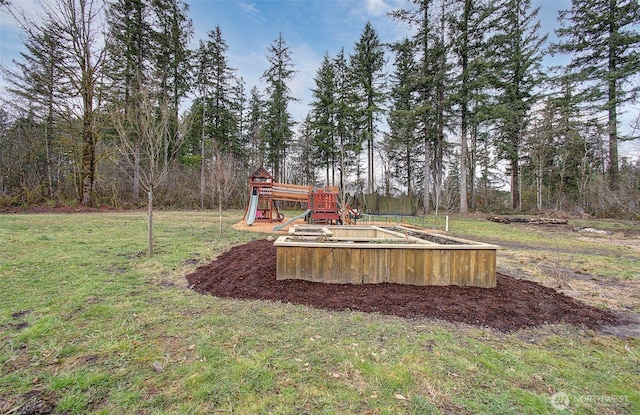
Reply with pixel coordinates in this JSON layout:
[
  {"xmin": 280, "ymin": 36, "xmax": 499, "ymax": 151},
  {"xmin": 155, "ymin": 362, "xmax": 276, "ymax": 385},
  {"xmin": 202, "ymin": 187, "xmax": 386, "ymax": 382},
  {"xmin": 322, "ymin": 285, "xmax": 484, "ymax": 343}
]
[{"xmin": 250, "ymin": 166, "xmax": 273, "ymax": 181}]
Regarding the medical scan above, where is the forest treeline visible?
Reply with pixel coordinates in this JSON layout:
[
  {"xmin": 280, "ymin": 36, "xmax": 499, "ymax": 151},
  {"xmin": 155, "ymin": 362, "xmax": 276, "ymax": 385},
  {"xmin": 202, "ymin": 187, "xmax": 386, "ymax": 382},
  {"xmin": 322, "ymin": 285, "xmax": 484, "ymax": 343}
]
[{"xmin": 0, "ymin": 0, "xmax": 638, "ymax": 218}]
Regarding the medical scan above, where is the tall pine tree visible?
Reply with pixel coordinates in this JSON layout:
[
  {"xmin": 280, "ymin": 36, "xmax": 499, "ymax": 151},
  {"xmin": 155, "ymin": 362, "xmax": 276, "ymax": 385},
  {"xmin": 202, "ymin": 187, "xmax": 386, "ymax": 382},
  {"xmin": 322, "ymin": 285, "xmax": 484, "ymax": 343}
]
[
  {"xmin": 550, "ymin": 0, "xmax": 640, "ymax": 191},
  {"xmin": 261, "ymin": 33, "xmax": 296, "ymax": 182},
  {"xmin": 310, "ymin": 52, "xmax": 338, "ymax": 184},
  {"xmin": 492, "ymin": 0, "xmax": 546, "ymax": 210},
  {"xmin": 349, "ymin": 22, "xmax": 386, "ymax": 194},
  {"xmin": 385, "ymin": 38, "xmax": 422, "ymax": 196}
]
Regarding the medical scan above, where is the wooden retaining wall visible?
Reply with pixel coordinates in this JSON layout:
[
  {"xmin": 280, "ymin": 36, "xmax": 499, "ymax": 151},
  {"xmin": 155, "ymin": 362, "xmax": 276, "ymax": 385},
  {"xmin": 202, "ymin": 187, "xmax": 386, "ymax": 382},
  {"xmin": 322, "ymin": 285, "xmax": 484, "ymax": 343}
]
[{"xmin": 275, "ymin": 242, "xmax": 497, "ymax": 288}]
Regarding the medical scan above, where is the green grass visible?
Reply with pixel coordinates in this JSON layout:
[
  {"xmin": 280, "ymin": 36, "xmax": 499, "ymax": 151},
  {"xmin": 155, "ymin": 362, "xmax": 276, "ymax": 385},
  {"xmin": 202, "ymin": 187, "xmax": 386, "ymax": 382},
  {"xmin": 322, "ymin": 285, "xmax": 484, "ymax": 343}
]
[
  {"xmin": 441, "ymin": 215, "xmax": 640, "ymax": 281},
  {"xmin": 0, "ymin": 211, "xmax": 638, "ymax": 414}
]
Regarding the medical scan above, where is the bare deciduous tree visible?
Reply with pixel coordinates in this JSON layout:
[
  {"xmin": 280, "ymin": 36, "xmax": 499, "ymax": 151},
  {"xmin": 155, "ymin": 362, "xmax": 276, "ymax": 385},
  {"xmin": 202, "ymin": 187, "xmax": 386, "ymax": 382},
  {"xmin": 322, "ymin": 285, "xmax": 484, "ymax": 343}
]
[
  {"xmin": 209, "ymin": 143, "xmax": 242, "ymax": 233},
  {"xmin": 113, "ymin": 89, "xmax": 186, "ymax": 256}
]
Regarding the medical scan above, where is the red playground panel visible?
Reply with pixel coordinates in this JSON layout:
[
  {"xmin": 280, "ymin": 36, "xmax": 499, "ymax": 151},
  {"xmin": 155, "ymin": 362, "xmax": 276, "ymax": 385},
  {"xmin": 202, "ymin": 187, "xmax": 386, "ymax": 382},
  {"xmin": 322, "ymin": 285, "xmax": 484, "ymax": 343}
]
[{"xmin": 310, "ymin": 190, "xmax": 340, "ymax": 223}]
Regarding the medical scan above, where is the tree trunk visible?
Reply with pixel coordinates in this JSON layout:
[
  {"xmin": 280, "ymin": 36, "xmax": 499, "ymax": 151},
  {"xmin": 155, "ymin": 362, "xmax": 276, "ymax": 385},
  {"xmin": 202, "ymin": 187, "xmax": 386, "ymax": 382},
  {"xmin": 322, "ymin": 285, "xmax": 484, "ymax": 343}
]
[
  {"xmin": 607, "ymin": 84, "xmax": 619, "ymax": 191},
  {"xmin": 81, "ymin": 119, "xmax": 95, "ymax": 207},
  {"xmin": 44, "ymin": 123, "xmax": 54, "ymax": 199},
  {"xmin": 218, "ymin": 190, "xmax": 223, "ymax": 234},
  {"xmin": 510, "ymin": 157, "xmax": 519, "ymax": 211},
  {"xmin": 423, "ymin": 139, "xmax": 431, "ymax": 214},
  {"xmin": 134, "ymin": 143, "xmax": 140, "ymax": 202},
  {"xmin": 460, "ymin": 127, "xmax": 469, "ymax": 214},
  {"xmin": 147, "ymin": 189, "xmax": 154, "ymax": 257},
  {"xmin": 470, "ymin": 123, "xmax": 477, "ymax": 211},
  {"xmin": 607, "ymin": 5, "xmax": 619, "ymax": 191},
  {"xmin": 200, "ymin": 102, "xmax": 206, "ymax": 209}
]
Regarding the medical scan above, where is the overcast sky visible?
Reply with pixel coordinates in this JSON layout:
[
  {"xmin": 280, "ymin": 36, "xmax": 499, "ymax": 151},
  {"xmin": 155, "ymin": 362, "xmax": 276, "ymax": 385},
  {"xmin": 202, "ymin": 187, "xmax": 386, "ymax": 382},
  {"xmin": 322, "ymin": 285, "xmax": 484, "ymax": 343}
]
[{"xmin": 1, "ymin": 0, "xmax": 637, "ymax": 156}]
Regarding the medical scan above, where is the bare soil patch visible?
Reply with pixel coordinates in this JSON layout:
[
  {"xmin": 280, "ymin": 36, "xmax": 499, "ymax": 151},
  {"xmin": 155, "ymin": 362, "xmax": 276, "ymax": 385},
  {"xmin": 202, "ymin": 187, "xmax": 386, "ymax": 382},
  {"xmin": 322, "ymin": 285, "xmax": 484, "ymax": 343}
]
[
  {"xmin": 185, "ymin": 239, "xmax": 621, "ymax": 332},
  {"xmin": 0, "ymin": 204, "xmax": 121, "ymax": 214}
]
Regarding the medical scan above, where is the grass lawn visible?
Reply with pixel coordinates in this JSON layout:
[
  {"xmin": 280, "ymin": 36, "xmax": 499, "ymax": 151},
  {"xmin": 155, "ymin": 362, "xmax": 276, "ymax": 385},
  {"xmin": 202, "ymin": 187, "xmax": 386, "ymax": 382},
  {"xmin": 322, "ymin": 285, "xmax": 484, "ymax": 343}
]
[{"xmin": 0, "ymin": 210, "xmax": 638, "ymax": 414}]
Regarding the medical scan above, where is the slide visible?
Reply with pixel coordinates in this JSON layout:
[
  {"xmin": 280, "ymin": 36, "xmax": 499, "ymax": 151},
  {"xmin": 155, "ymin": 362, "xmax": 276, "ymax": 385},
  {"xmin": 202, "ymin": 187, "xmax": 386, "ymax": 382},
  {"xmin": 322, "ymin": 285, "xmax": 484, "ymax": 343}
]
[
  {"xmin": 273, "ymin": 209, "xmax": 312, "ymax": 232},
  {"xmin": 246, "ymin": 188, "xmax": 259, "ymax": 226}
]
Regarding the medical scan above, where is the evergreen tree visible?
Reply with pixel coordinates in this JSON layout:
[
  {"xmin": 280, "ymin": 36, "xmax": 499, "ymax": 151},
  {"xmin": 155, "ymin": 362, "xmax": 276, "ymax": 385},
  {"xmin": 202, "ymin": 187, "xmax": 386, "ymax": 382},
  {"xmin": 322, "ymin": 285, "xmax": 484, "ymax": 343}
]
[
  {"xmin": 150, "ymin": 0, "xmax": 193, "ymax": 163},
  {"xmin": 390, "ymin": 0, "xmax": 445, "ymax": 213},
  {"xmin": 106, "ymin": 0, "xmax": 154, "ymax": 202},
  {"xmin": 261, "ymin": 33, "xmax": 297, "ymax": 182},
  {"xmin": 349, "ymin": 22, "xmax": 386, "ymax": 193},
  {"xmin": 386, "ymin": 38, "xmax": 422, "ymax": 196},
  {"xmin": 491, "ymin": 0, "xmax": 546, "ymax": 210},
  {"xmin": 105, "ymin": 0, "xmax": 152, "ymax": 104},
  {"xmin": 550, "ymin": 0, "xmax": 640, "ymax": 191},
  {"xmin": 289, "ymin": 115, "xmax": 317, "ymax": 186},
  {"xmin": 449, "ymin": 0, "xmax": 495, "ymax": 213},
  {"xmin": 230, "ymin": 76, "xmax": 248, "ymax": 161},
  {"xmin": 202, "ymin": 26, "xmax": 236, "ymax": 154},
  {"xmin": 2, "ymin": 20, "xmax": 65, "ymax": 199},
  {"xmin": 334, "ymin": 48, "xmax": 361, "ymax": 190},
  {"xmin": 246, "ymin": 85, "xmax": 265, "ymax": 168},
  {"xmin": 310, "ymin": 52, "xmax": 338, "ymax": 183}
]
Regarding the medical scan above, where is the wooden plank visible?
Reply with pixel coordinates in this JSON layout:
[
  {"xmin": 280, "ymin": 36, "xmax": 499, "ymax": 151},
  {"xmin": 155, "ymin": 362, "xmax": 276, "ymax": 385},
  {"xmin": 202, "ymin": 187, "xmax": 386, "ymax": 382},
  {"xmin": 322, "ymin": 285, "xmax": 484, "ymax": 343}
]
[
  {"xmin": 432, "ymin": 249, "xmax": 451, "ymax": 285},
  {"xmin": 360, "ymin": 249, "xmax": 371, "ymax": 283},
  {"xmin": 349, "ymin": 248, "xmax": 362, "ymax": 284},
  {"xmin": 276, "ymin": 247, "xmax": 286, "ymax": 280},
  {"xmin": 478, "ymin": 250, "xmax": 497, "ymax": 288},
  {"xmin": 323, "ymin": 248, "xmax": 334, "ymax": 283},
  {"xmin": 328, "ymin": 248, "xmax": 349, "ymax": 284},
  {"xmin": 311, "ymin": 247, "xmax": 325, "ymax": 283},
  {"xmin": 299, "ymin": 247, "xmax": 311, "ymax": 280},
  {"xmin": 390, "ymin": 249, "xmax": 406, "ymax": 284},
  {"xmin": 370, "ymin": 249, "xmax": 386, "ymax": 283},
  {"xmin": 404, "ymin": 249, "xmax": 416, "ymax": 285},
  {"xmin": 412, "ymin": 250, "xmax": 425, "ymax": 285},
  {"xmin": 450, "ymin": 250, "xmax": 469, "ymax": 286}
]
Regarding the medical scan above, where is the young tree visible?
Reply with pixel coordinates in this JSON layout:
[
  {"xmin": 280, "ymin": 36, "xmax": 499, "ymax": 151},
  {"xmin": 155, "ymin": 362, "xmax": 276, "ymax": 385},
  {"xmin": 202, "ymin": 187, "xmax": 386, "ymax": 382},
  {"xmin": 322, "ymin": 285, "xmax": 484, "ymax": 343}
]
[
  {"xmin": 349, "ymin": 22, "xmax": 386, "ymax": 193},
  {"xmin": 113, "ymin": 89, "xmax": 185, "ymax": 256},
  {"xmin": 261, "ymin": 33, "xmax": 296, "ymax": 182},
  {"xmin": 210, "ymin": 142, "xmax": 242, "ymax": 233},
  {"xmin": 550, "ymin": 0, "xmax": 640, "ymax": 191}
]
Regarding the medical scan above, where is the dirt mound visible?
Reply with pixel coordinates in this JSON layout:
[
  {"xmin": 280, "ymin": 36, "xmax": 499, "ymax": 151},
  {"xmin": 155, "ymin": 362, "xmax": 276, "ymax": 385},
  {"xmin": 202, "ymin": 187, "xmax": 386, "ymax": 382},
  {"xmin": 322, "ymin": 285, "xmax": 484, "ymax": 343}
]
[{"xmin": 185, "ymin": 240, "xmax": 619, "ymax": 332}]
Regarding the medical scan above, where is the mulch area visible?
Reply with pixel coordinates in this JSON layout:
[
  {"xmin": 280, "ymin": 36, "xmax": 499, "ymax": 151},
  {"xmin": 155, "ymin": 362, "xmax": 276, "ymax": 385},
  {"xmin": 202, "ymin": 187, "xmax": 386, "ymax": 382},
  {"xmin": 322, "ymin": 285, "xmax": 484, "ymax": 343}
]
[{"xmin": 185, "ymin": 240, "xmax": 621, "ymax": 332}]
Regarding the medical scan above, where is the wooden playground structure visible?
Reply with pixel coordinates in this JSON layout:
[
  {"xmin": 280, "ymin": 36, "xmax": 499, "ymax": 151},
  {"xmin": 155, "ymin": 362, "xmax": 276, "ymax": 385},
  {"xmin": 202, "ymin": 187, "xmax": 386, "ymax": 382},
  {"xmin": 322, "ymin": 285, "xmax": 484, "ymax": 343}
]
[
  {"xmin": 241, "ymin": 167, "xmax": 497, "ymax": 288},
  {"xmin": 243, "ymin": 167, "xmax": 359, "ymax": 227}
]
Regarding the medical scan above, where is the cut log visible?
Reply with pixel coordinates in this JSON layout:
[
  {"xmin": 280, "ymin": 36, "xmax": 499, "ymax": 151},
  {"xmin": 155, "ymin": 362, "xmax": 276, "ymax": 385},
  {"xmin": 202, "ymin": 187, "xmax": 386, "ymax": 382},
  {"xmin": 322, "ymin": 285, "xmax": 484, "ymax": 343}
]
[
  {"xmin": 487, "ymin": 216, "xmax": 568, "ymax": 225},
  {"xmin": 528, "ymin": 218, "xmax": 568, "ymax": 225}
]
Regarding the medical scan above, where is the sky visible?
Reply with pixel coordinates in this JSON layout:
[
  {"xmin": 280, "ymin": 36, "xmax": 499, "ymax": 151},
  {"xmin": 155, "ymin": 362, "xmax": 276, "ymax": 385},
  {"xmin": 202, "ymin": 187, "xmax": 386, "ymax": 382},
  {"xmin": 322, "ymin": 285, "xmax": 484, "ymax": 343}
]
[
  {"xmin": 0, "ymin": 0, "xmax": 637, "ymax": 156},
  {"xmin": 185, "ymin": 0, "xmax": 573, "ymax": 122}
]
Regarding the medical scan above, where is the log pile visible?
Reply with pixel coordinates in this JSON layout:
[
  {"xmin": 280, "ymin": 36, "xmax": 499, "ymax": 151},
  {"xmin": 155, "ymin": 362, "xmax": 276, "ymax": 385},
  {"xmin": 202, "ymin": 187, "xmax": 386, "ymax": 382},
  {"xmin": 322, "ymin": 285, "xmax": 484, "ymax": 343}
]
[{"xmin": 487, "ymin": 216, "xmax": 568, "ymax": 225}]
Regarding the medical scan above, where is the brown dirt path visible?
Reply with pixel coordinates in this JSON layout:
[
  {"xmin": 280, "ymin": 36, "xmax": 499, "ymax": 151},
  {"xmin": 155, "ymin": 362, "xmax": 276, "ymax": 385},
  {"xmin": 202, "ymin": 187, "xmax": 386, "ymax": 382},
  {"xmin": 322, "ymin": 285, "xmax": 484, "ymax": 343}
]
[{"xmin": 185, "ymin": 240, "xmax": 620, "ymax": 332}]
